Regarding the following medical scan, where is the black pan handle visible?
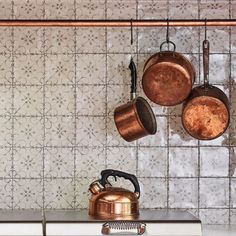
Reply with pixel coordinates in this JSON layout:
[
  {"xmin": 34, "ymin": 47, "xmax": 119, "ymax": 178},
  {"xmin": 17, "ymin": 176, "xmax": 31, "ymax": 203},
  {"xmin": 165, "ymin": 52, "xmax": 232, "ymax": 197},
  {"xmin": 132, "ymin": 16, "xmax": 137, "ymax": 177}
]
[
  {"xmin": 129, "ymin": 58, "xmax": 137, "ymax": 100},
  {"xmin": 100, "ymin": 169, "xmax": 140, "ymax": 198},
  {"xmin": 203, "ymin": 39, "xmax": 210, "ymax": 86}
]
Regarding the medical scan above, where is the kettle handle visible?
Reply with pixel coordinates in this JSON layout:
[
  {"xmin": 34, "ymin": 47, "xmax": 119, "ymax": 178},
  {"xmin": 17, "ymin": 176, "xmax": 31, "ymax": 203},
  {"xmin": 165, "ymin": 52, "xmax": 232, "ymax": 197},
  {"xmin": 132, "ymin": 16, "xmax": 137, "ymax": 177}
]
[{"xmin": 100, "ymin": 169, "xmax": 140, "ymax": 199}]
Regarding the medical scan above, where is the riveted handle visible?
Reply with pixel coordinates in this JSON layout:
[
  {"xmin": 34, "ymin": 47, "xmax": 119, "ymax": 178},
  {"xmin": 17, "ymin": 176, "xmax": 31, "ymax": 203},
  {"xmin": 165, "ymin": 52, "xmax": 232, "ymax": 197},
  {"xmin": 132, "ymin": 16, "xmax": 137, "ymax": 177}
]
[
  {"xmin": 203, "ymin": 39, "xmax": 210, "ymax": 86},
  {"xmin": 129, "ymin": 58, "xmax": 137, "ymax": 100},
  {"xmin": 100, "ymin": 169, "xmax": 140, "ymax": 198}
]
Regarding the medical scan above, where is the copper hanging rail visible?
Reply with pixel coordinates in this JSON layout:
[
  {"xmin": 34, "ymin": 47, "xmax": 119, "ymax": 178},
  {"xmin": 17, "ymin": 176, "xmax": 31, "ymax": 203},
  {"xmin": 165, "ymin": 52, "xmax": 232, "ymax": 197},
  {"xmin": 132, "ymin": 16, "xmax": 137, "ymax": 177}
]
[{"xmin": 0, "ymin": 19, "xmax": 235, "ymax": 27}]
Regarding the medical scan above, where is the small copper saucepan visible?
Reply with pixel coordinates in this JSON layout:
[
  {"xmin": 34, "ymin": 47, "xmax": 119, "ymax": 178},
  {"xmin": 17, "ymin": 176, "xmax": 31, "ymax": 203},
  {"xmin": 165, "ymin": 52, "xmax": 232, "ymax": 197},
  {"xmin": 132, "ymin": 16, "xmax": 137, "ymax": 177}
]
[
  {"xmin": 182, "ymin": 39, "xmax": 230, "ymax": 140},
  {"xmin": 114, "ymin": 58, "xmax": 157, "ymax": 142},
  {"xmin": 142, "ymin": 40, "xmax": 196, "ymax": 106}
]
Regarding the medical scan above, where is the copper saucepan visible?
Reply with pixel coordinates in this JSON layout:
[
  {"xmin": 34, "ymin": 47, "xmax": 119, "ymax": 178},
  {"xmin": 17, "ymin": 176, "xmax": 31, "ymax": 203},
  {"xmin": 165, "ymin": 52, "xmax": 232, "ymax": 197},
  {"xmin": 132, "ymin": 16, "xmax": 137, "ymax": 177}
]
[
  {"xmin": 114, "ymin": 58, "xmax": 157, "ymax": 142},
  {"xmin": 182, "ymin": 39, "xmax": 230, "ymax": 140},
  {"xmin": 142, "ymin": 41, "xmax": 196, "ymax": 106}
]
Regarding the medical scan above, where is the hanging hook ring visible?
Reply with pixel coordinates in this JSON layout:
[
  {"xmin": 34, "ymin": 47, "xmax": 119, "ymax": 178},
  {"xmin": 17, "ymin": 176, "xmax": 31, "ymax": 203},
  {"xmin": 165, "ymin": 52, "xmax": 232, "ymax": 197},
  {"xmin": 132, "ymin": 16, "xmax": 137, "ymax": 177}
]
[{"xmin": 160, "ymin": 18, "xmax": 176, "ymax": 52}]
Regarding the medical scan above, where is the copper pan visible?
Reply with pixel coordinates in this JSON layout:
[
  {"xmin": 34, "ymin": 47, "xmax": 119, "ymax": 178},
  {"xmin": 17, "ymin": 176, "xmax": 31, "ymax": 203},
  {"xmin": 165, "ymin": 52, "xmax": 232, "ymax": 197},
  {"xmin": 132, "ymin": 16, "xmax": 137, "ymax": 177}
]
[
  {"xmin": 182, "ymin": 39, "xmax": 230, "ymax": 140},
  {"xmin": 114, "ymin": 59, "xmax": 157, "ymax": 142},
  {"xmin": 142, "ymin": 41, "xmax": 196, "ymax": 106}
]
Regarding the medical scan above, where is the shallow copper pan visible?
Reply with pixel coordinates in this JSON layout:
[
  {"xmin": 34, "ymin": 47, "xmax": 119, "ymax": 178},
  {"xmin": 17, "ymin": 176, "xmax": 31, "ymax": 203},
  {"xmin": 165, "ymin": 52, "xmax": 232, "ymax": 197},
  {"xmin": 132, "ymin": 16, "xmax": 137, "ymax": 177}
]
[{"xmin": 182, "ymin": 40, "xmax": 230, "ymax": 140}]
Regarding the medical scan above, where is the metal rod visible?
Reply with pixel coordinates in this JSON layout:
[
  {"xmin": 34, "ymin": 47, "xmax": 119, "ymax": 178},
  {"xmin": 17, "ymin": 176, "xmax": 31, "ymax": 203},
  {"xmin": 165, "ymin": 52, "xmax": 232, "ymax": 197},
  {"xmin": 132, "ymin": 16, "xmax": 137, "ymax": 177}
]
[{"xmin": 0, "ymin": 19, "xmax": 235, "ymax": 27}]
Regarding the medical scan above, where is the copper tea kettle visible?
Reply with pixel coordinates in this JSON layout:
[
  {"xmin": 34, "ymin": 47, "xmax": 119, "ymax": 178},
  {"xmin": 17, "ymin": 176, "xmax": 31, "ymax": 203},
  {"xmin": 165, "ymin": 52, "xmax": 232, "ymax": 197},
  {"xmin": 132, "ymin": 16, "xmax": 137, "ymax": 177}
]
[{"xmin": 89, "ymin": 169, "xmax": 140, "ymax": 219}]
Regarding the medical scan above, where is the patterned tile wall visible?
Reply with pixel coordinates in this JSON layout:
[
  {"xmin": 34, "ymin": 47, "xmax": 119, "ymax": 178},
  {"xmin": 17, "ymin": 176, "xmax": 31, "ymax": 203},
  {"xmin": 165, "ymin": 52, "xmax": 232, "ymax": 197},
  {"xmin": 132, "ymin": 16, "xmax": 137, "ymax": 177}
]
[{"xmin": 0, "ymin": 0, "xmax": 235, "ymax": 225}]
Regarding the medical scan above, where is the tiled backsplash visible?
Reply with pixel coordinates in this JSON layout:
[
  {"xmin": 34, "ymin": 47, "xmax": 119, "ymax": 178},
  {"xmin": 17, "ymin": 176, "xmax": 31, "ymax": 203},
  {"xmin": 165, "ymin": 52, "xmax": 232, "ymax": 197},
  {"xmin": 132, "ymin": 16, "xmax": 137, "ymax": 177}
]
[{"xmin": 0, "ymin": 0, "xmax": 236, "ymax": 225}]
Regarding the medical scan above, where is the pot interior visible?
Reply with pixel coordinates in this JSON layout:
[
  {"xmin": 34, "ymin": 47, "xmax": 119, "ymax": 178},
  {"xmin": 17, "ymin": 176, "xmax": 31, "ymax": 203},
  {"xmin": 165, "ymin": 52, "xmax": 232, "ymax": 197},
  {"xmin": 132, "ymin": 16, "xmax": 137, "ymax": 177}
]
[{"xmin": 136, "ymin": 97, "xmax": 157, "ymax": 135}]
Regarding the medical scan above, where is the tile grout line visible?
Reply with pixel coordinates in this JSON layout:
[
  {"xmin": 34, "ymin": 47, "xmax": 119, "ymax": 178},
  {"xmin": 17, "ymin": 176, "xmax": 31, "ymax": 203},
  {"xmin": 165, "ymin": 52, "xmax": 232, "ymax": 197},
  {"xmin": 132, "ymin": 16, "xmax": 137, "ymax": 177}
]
[
  {"xmin": 42, "ymin": 0, "xmax": 46, "ymax": 211},
  {"xmin": 105, "ymin": 0, "xmax": 108, "ymax": 169},
  {"xmin": 197, "ymin": 0, "xmax": 201, "ymax": 219},
  {"xmin": 10, "ymin": 0, "xmax": 14, "ymax": 210},
  {"xmin": 166, "ymin": 0, "xmax": 170, "ymax": 210},
  {"xmin": 135, "ymin": 0, "xmax": 139, "ymax": 179},
  {"xmin": 73, "ymin": 0, "xmax": 77, "ymax": 209},
  {"xmin": 228, "ymin": 0, "xmax": 232, "ymax": 225}
]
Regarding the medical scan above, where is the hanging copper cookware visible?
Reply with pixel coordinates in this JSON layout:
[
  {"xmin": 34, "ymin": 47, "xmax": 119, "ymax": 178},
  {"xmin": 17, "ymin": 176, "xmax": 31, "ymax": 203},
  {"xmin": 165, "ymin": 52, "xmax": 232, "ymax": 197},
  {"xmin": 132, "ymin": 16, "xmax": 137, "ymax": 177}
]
[
  {"xmin": 182, "ymin": 39, "xmax": 230, "ymax": 140},
  {"xmin": 89, "ymin": 169, "xmax": 140, "ymax": 219},
  {"xmin": 114, "ymin": 58, "xmax": 157, "ymax": 142},
  {"xmin": 142, "ymin": 39, "xmax": 196, "ymax": 106}
]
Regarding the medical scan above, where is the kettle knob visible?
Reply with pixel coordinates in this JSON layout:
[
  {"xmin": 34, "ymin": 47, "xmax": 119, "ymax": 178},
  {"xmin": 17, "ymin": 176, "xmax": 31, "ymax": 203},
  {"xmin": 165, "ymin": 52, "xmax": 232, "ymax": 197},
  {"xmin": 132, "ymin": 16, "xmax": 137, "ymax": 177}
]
[
  {"xmin": 89, "ymin": 181, "xmax": 103, "ymax": 195},
  {"xmin": 99, "ymin": 169, "xmax": 140, "ymax": 199}
]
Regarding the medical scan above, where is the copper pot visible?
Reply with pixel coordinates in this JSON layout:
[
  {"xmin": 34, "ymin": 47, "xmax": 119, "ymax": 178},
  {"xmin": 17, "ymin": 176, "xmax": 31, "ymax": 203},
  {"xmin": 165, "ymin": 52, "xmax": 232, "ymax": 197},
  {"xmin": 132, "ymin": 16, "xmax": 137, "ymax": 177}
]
[
  {"xmin": 182, "ymin": 40, "xmax": 230, "ymax": 140},
  {"xmin": 89, "ymin": 169, "xmax": 140, "ymax": 220},
  {"xmin": 142, "ymin": 41, "xmax": 196, "ymax": 106},
  {"xmin": 114, "ymin": 58, "xmax": 157, "ymax": 142}
]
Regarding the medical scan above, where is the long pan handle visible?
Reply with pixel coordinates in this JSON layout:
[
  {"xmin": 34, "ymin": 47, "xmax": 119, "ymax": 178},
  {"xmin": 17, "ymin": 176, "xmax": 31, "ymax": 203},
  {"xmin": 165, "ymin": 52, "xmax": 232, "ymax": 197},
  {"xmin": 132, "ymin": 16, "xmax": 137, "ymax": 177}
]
[
  {"xmin": 129, "ymin": 58, "xmax": 137, "ymax": 100},
  {"xmin": 203, "ymin": 39, "xmax": 210, "ymax": 86}
]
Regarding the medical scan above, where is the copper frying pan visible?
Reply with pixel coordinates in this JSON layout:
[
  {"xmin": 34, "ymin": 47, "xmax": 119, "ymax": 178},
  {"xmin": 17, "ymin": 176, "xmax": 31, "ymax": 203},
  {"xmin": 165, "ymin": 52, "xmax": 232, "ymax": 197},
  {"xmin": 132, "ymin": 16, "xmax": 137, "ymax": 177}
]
[
  {"xmin": 142, "ymin": 41, "xmax": 196, "ymax": 106},
  {"xmin": 114, "ymin": 59, "xmax": 157, "ymax": 142},
  {"xmin": 182, "ymin": 39, "xmax": 230, "ymax": 140}
]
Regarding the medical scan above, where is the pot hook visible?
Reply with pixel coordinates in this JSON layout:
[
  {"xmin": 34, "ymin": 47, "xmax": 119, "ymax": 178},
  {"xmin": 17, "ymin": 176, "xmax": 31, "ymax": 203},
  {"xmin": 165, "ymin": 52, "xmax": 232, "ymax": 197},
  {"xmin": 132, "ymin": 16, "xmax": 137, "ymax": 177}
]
[{"xmin": 160, "ymin": 18, "xmax": 176, "ymax": 52}]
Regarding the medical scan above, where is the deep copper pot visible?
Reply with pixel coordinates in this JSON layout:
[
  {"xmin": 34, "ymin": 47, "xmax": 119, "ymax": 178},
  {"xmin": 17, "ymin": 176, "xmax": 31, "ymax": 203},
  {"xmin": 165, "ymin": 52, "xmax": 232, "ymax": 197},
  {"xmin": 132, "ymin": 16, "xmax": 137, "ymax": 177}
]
[
  {"xmin": 142, "ymin": 41, "xmax": 196, "ymax": 106},
  {"xmin": 182, "ymin": 40, "xmax": 230, "ymax": 140},
  {"xmin": 114, "ymin": 58, "xmax": 157, "ymax": 142}
]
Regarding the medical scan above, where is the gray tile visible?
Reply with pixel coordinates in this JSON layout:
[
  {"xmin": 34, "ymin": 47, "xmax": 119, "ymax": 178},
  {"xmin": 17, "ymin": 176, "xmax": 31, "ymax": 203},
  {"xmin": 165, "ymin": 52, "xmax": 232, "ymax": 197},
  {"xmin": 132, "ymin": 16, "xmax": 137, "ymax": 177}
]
[
  {"xmin": 200, "ymin": 178, "xmax": 229, "ymax": 208},
  {"xmin": 107, "ymin": 147, "xmax": 137, "ymax": 175},
  {"xmin": 13, "ymin": 0, "xmax": 45, "ymax": 19},
  {"xmin": 14, "ymin": 28, "xmax": 44, "ymax": 54},
  {"xmin": 14, "ymin": 116, "xmax": 44, "ymax": 147},
  {"xmin": 169, "ymin": 0, "xmax": 198, "ymax": 19},
  {"xmin": 0, "ymin": 179, "xmax": 12, "ymax": 209},
  {"xmin": 45, "ymin": 54, "xmax": 75, "ymax": 85},
  {"xmin": 138, "ymin": 147, "xmax": 167, "ymax": 177},
  {"xmin": 76, "ymin": 54, "xmax": 106, "ymax": 85},
  {"xmin": 139, "ymin": 178, "xmax": 167, "ymax": 208},
  {"xmin": 13, "ymin": 179, "xmax": 43, "ymax": 209},
  {"xmin": 45, "ymin": 116, "xmax": 75, "ymax": 147},
  {"xmin": 76, "ymin": 0, "xmax": 105, "ymax": 19},
  {"xmin": 138, "ymin": 0, "xmax": 167, "ymax": 19},
  {"xmin": 13, "ymin": 148, "xmax": 43, "ymax": 178},
  {"xmin": 45, "ymin": 85, "xmax": 75, "ymax": 116},
  {"xmin": 44, "ymin": 178, "xmax": 75, "ymax": 209},
  {"xmin": 169, "ymin": 178, "xmax": 198, "ymax": 208},
  {"xmin": 44, "ymin": 147, "xmax": 74, "ymax": 178},
  {"xmin": 0, "ymin": 147, "xmax": 12, "ymax": 178},
  {"xmin": 76, "ymin": 28, "xmax": 106, "ymax": 53},
  {"xmin": 77, "ymin": 85, "xmax": 106, "ymax": 116},
  {"xmin": 199, "ymin": 0, "xmax": 230, "ymax": 19},
  {"xmin": 231, "ymin": 179, "xmax": 236, "ymax": 208},
  {"xmin": 45, "ymin": 0, "xmax": 75, "ymax": 19},
  {"xmin": 45, "ymin": 28, "xmax": 75, "ymax": 54},
  {"xmin": 76, "ymin": 147, "xmax": 106, "ymax": 178},
  {"xmin": 76, "ymin": 116, "xmax": 106, "ymax": 146},
  {"xmin": 169, "ymin": 147, "xmax": 198, "ymax": 177},
  {"xmin": 107, "ymin": 0, "xmax": 136, "ymax": 19},
  {"xmin": 200, "ymin": 209, "xmax": 229, "ymax": 224},
  {"xmin": 200, "ymin": 147, "xmax": 229, "ymax": 177}
]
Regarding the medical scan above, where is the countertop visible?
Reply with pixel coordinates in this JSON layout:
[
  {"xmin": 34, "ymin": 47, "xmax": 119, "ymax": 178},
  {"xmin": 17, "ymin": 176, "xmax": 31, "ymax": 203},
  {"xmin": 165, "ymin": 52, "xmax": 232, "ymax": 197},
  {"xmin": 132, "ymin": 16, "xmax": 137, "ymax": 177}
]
[{"xmin": 202, "ymin": 225, "xmax": 236, "ymax": 236}]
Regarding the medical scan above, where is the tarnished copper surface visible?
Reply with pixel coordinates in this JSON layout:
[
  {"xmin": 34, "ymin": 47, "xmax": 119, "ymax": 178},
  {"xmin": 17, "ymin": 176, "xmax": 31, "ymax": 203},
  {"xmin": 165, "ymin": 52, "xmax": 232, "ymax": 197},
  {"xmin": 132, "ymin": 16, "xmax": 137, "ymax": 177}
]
[
  {"xmin": 114, "ymin": 97, "xmax": 156, "ymax": 142},
  {"xmin": 182, "ymin": 96, "xmax": 229, "ymax": 140},
  {"xmin": 142, "ymin": 51, "xmax": 195, "ymax": 106}
]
